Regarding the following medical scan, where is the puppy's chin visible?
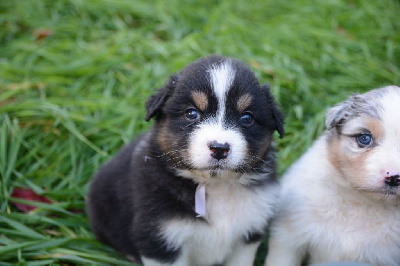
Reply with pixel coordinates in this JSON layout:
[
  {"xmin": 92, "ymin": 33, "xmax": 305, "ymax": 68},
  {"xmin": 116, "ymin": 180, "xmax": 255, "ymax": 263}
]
[
  {"xmin": 357, "ymin": 185, "xmax": 400, "ymax": 197},
  {"xmin": 357, "ymin": 188, "xmax": 400, "ymax": 205},
  {"xmin": 208, "ymin": 168, "xmax": 237, "ymax": 179},
  {"xmin": 176, "ymin": 168, "xmax": 242, "ymax": 183}
]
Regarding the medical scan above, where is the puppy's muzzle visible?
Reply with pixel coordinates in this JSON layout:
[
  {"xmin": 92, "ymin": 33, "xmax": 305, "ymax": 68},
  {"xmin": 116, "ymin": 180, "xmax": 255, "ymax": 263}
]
[
  {"xmin": 385, "ymin": 175, "xmax": 400, "ymax": 187},
  {"xmin": 208, "ymin": 141, "xmax": 230, "ymax": 160}
]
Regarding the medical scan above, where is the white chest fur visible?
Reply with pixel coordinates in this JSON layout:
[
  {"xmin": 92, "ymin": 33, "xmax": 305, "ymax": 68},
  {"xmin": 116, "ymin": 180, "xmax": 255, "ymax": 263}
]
[
  {"xmin": 305, "ymin": 189, "xmax": 400, "ymax": 265},
  {"xmin": 161, "ymin": 181, "xmax": 278, "ymax": 265}
]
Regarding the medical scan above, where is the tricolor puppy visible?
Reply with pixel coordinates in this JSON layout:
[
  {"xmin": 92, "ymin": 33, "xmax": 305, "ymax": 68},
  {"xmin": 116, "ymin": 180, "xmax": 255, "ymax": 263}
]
[
  {"xmin": 265, "ymin": 86, "xmax": 400, "ymax": 266},
  {"xmin": 87, "ymin": 55, "xmax": 284, "ymax": 266}
]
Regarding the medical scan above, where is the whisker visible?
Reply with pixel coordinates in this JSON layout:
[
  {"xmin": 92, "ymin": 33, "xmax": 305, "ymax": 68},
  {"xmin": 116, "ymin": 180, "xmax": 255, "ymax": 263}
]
[
  {"xmin": 156, "ymin": 150, "xmax": 181, "ymax": 158},
  {"xmin": 247, "ymin": 153, "xmax": 275, "ymax": 168}
]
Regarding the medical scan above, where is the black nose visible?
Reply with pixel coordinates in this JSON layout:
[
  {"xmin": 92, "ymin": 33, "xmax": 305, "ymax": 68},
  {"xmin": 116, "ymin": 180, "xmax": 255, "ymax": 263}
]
[
  {"xmin": 385, "ymin": 175, "xmax": 400, "ymax": 187},
  {"xmin": 209, "ymin": 142, "xmax": 230, "ymax": 160}
]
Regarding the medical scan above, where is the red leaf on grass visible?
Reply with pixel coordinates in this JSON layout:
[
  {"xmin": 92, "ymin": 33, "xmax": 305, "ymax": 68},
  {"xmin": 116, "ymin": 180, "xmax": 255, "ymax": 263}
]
[
  {"xmin": 68, "ymin": 209, "xmax": 83, "ymax": 214},
  {"xmin": 10, "ymin": 187, "xmax": 52, "ymax": 213},
  {"xmin": 32, "ymin": 28, "xmax": 54, "ymax": 41}
]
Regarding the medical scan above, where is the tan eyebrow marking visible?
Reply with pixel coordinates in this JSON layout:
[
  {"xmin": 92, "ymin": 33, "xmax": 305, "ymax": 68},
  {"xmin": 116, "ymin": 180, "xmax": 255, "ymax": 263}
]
[
  {"xmin": 364, "ymin": 116, "xmax": 382, "ymax": 141},
  {"xmin": 237, "ymin": 93, "xmax": 253, "ymax": 113},
  {"xmin": 191, "ymin": 91, "xmax": 208, "ymax": 111}
]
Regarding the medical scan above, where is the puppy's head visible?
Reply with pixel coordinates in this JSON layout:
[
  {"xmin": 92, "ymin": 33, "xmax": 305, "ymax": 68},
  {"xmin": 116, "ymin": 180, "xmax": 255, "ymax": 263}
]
[
  {"xmin": 326, "ymin": 85, "xmax": 400, "ymax": 199},
  {"xmin": 146, "ymin": 55, "xmax": 284, "ymax": 183}
]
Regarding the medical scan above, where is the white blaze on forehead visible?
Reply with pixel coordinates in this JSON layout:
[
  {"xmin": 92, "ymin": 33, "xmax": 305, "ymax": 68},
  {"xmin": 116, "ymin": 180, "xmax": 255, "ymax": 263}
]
[
  {"xmin": 371, "ymin": 87, "xmax": 400, "ymax": 189},
  {"xmin": 378, "ymin": 87, "xmax": 400, "ymax": 135},
  {"xmin": 209, "ymin": 61, "xmax": 235, "ymax": 102},
  {"xmin": 208, "ymin": 61, "xmax": 236, "ymax": 122},
  {"xmin": 372, "ymin": 87, "xmax": 400, "ymax": 170},
  {"xmin": 183, "ymin": 61, "xmax": 246, "ymax": 180}
]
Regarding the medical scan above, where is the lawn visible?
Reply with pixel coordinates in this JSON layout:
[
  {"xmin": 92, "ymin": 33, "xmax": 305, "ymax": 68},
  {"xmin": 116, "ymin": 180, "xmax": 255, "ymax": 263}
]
[{"xmin": 0, "ymin": 0, "xmax": 399, "ymax": 265}]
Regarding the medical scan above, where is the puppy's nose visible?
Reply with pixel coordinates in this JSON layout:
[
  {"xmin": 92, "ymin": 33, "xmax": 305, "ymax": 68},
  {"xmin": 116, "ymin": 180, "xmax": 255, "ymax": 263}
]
[
  {"xmin": 385, "ymin": 175, "xmax": 400, "ymax": 187},
  {"xmin": 209, "ymin": 141, "xmax": 230, "ymax": 160}
]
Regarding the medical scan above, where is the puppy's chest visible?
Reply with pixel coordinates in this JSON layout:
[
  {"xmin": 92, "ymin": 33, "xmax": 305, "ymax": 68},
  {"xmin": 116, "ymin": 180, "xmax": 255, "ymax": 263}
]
[
  {"xmin": 315, "ymin": 195, "xmax": 400, "ymax": 234},
  {"xmin": 162, "ymin": 183, "xmax": 277, "ymax": 262},
  {"xmin": 204, "ymin": 183, "xmax": 273, "ymax": 227},
  {"xmin": 308, "ymin": 195, "xmax": 400, "ymax": 263}
]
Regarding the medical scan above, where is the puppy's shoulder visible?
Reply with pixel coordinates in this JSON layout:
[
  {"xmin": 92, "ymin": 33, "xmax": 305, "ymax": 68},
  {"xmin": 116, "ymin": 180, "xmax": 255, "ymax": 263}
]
[
  {"xmin": 281, "ymin": 135, "xmax": 333, "ymax": 192},
  {"xmin": 95, "ymin": 132, "xmax": 149, "ymax": 174}
]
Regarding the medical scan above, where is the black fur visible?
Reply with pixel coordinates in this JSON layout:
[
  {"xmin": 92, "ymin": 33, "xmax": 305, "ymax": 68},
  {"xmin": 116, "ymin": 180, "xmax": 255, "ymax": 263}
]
[{"xmin": 87, "ymin": 55, "xmax": 284, "ymax": 264}]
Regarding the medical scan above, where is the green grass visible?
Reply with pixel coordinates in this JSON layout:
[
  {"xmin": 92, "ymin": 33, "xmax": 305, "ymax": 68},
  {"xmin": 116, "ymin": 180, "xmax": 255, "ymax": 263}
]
[{"xmin": 0, "ymin": 0, "xmax": 399, "ymax": 264}]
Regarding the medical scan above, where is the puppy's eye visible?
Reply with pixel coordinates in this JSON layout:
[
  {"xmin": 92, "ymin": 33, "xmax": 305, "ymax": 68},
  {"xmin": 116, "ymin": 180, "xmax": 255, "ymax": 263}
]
[
  {"xmin": 185, "ymin": 108, "xmax": 200, "ymax": 121},
  {"xmin": 240, "ymin": 113, "xmax": 254, "ymax": 126},
  {"xmin": 356, "ymin": 133, "xmax": 373, "ymax": 147}
]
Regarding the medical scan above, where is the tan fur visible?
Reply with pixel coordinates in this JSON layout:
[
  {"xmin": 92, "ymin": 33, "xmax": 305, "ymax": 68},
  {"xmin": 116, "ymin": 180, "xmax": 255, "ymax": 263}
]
[
  {"xmin": 192, "ymin": 91, "xmax": 208, "ymax": 111},
  {"xmin": 237, "ymin": 93, "xmax": 253, "ymax": 113},
  {"xmin": 328, "ymin": 115, "xmax": 385, "ymax": 192},
  {"xmin": 157, "ymin": 120, "xmax": 175, "ymax": 156},
  {"xmin": 257, "ymin": 135, "xmax": 273, "ymax": 160},
  {"xmin": 365, "ymin": 116, "xmax": 383, "ymax": 140},
  {"xmin": 327, "ymin": 134, "xmax": 342, "ymax": 174}
]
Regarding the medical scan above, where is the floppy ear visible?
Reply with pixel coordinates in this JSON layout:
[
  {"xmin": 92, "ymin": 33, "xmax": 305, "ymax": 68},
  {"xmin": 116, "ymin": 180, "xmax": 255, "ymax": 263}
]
[
  {"xmin": 145, "ymin": 75, "xmax": 178, "ymax": 121},
  {"xmin": 272, "ymin": 105, "xmax": 285, "ymax": 139},
  {"xmin": 325, "ymin": 104, "xmax": 347, "ymax": 129},
  {"xmin": 261, "ymin": 85, "xmax": 285, "ymax": 138},
  {"xmin": 325, "ymin": 94, "xmax": 358, "ymax": 129}
]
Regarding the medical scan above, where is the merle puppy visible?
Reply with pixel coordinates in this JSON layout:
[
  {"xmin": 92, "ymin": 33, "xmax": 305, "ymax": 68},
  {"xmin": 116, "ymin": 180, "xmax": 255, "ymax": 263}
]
[
  {"xmin": 266, "ymin": 86, "xmax": 400, "ymax": 266},
  {"xmin": 87, "ymin": 55, "xmax": 284, "ymax": 266}
]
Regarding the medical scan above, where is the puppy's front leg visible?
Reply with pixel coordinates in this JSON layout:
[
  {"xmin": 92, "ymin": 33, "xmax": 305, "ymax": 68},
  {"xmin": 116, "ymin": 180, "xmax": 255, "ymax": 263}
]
[
  {"xmin": 141, "ymin": 251, "xmax": 189, "ymax": 266},
  {"xmin": 264, "ymin": 236, "xmax": 306, "ymax": 266},
  {"xmin": 225, "ymin": 241, "xmax": 260, "ymax": 266}
]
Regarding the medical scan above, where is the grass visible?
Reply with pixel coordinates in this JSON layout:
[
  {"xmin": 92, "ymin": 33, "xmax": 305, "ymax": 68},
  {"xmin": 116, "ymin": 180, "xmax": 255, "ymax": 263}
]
[{"xmin": 0, "ymin": 0, "xmax": 399, "ymax": 264}]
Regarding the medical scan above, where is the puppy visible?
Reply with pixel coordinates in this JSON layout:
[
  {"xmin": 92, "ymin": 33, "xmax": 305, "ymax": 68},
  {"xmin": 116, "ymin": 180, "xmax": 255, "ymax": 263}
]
[
  {"xmin": 265, "ymin": 86, "xmax": 400, "ymax": 266},
  {"xmin": 87, "ymin": 55, "xmax": 284, "ymax": 266}
]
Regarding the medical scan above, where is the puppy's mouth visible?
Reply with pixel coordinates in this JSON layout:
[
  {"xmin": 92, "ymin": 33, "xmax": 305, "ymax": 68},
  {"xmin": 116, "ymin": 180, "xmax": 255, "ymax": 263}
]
[
  {"xmin": 359, "ymin": 186, "xmax": 400, "ymax": 196},
  {"xmin": 199, "ymin": 164, "xmax": 234, "ymax": 172},
  {"xmin": 206, "ymin": 168, "xmax": 244, "ymax": 180},
  {"xmin": 192, "ymin": 160, "xmax": 238, "ymax": 174},
  {"xmin": 381, "ymin": 187, "xmax": 399, "ymax": 195},
  {"xmin": 202, "ymin": 159, "xmax": 244, "ymax": 172},
  {"xmin": 175, "ymin": 162, "xmax": 245, "ymax": 182}
]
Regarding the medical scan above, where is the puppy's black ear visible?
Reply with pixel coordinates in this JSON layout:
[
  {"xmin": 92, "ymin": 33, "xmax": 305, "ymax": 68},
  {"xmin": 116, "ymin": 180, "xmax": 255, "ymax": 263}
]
[
  {"xmin": 262, "ymin": 85, "xmax": 285, "ymax": 138},
  {"xmin": 145, "ymin": 75, "xmax": 178, "ymax": 121},
  {"xmin": 273, "ymin": 105, "xmax": 285, "ymax": 139}
]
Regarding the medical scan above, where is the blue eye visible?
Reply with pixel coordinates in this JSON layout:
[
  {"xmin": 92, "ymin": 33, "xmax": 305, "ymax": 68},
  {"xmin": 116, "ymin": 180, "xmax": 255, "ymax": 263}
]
[
  {"xmin": 185, "ymin": 108, "xmax": 200, "ymax": 121},
  {"xmin": 241, "ymin": 113, "xmax": 254, "ymax": 126},
  {"xmin": 357, "ymin": 133, "xmax": 373, "ymax": 147}
]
